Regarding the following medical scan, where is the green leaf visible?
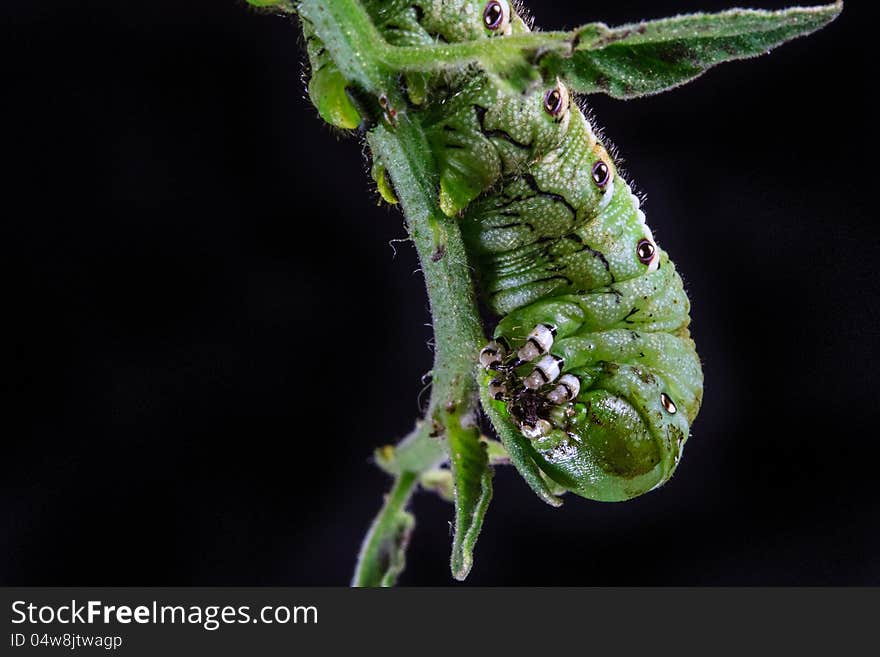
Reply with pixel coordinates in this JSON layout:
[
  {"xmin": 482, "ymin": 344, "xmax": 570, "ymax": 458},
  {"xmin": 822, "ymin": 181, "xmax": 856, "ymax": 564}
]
[
  {"xmin": 308, "ymin": 64, "xmax": 362, "ymax": 130},
  {"xmin": 448, "ymin": 422, "xmax": 494, "ymax": 581},
  {"xmin": 480, "ymin": 377, "xmax": 563, "ymax": 508},
  {"xmin": 419, "ymin": 467, "xmax": 455, "ymax": 502},
  {"xmin": 352, "ymin": 472, "xmax": 417, "ymax": 587},
  {"xmin": 377, "ymin": 509, "xmax": 415, "ymax": 587},
  {"xmin": 372, "ymin": 421, "xmax": 447, "ymax": 476},
  {"xmin": 544, "ymin": 3, "xmax": 842, "ymax": 98},
  {"xmin": 377, "ymin": 4, "xmax": 841, "ymax": 98},
  {"xmin": 481, "ymin": 436, "xmax": 511, "ymax": 466}
]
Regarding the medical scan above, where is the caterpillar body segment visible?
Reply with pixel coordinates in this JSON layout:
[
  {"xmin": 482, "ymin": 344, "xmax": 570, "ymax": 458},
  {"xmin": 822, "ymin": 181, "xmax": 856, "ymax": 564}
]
[{"xmin": 481, "ymin": 257, "xmax": 702, "ymax": 501}]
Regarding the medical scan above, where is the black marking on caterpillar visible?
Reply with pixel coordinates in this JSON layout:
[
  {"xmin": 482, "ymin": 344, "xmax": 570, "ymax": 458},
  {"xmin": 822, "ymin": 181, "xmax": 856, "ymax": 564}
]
[
  {"xmin": 474, "ymin": 105, "xmax": 533, "ymax": 150},
  {"xmin": 622, "ymin": 307, "xmax": 639, "ymax": 323},
  {"xmin": 521, "ymin": 173, "xmax": 578, "ymax": 220}
]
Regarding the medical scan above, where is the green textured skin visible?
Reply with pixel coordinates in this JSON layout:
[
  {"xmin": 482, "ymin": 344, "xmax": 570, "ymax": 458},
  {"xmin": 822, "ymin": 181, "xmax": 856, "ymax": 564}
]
[{"xmin": 303, "ymin": 0, "xmax": 704, "ymax": 501}]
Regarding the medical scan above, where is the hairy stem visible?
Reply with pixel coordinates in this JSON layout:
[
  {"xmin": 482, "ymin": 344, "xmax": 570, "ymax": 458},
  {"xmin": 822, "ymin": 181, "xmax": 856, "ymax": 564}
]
[
  {"xmin": 300, "ymin": 0, "xmax": 487, "ymax": 585},
  {"xmin": 351, "ymin": 120, "xmax": 485, "ymax": 585},
  {"xmin": 379, "ymin": 32, "xmax": 571, "ymax": 71}
]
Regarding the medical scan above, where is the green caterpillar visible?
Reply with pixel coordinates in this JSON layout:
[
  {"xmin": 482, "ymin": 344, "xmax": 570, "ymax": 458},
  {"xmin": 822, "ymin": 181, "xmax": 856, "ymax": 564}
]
[
  {"xmin": 294, "ymin": 0, "xmax": 835, "ymax": 502},
  {"xmin": 310, "ymin": 0, "xmax": 697, "ymax": 501}
]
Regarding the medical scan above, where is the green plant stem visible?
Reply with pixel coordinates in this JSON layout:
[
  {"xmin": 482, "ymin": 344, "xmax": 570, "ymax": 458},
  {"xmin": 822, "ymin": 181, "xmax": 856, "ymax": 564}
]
[
  {"xmin": 368, "ymin": 119, "xmax": 486, "ymax": 429},
  {"xmin": 349, "ymin": 119, "xmax": 486, "ymax": 586},
  {"xmin": 380, "ymin": 32, "xmax": 572, "ymax": 71},
  {"xmin": 301, "ymin": 0, "xmax": 488, "ymax": 585},
  {"xmin": 299, "ymin": 0, "xmax": 568, "ymax": 77}
]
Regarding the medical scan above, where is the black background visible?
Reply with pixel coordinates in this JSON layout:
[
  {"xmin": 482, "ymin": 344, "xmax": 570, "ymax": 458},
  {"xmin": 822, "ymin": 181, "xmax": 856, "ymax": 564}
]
[{"xmin": 3, "ymin": 1, "xmax": 876, "ymax": 586}]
